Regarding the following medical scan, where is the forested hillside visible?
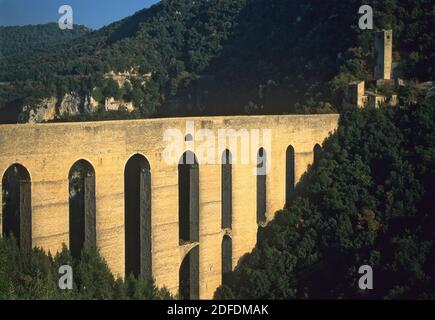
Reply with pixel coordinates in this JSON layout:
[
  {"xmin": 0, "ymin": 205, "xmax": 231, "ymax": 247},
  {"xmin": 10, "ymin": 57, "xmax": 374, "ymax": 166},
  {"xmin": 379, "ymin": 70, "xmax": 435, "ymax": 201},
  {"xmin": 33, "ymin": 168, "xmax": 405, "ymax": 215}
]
[
  {"xmin": 215, "ymin": 89, "xmax": 435, "ymax": 299},
  {"xmin": 0, "ymin": 0, "xmax": 433, "ymax": 122},
  {"xmin": 0, "ymin": 23, "xmax": 90, "ymax": 58}
]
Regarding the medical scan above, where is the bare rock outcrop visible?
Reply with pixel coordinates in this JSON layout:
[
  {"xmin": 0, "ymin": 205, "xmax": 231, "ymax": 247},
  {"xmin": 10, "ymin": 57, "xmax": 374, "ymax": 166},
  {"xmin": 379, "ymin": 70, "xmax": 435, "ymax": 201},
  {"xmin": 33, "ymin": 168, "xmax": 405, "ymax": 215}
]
[
  {"xmin": 24, "ymin": 97, "xmax": 57, "ymax": 124},
  {"xmin": 58, "ymin": 92, "xmax": 82, "ymax": 117},
  {"xmin": 83, "ymin": 95, "xmax": 100, "ymax": 114}
]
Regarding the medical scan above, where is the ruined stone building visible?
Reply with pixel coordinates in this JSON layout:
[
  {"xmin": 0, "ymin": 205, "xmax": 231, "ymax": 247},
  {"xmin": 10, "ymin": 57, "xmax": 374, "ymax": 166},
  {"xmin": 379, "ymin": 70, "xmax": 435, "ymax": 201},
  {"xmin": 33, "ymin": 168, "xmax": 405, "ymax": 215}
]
[{"xmin": 347, "ymin": 29, "xmax": 399, "ymax": 109}]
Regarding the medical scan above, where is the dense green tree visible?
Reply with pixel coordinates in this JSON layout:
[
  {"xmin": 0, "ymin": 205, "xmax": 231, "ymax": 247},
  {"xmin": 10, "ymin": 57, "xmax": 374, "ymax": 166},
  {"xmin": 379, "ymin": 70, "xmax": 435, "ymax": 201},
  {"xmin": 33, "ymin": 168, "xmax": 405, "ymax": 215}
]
[
  {"xmin": 91, "ymin": 87, "xmax": 104, "ymax": 104},
  {"xmin": 0, "ymin": 237, "xmax": 172, "ymax": 300},
  {"xmin": 215, "ymin": 92, "xmax": 435, "ymax": 299},
  {"xmin": 102, "ymin": 79, "xmax": 120, "ymax": 99}
]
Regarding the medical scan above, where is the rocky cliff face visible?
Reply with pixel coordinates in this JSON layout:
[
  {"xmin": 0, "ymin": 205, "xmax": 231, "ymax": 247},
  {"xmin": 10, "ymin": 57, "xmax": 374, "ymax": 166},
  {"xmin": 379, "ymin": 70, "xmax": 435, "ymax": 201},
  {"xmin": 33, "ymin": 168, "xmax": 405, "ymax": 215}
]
[
  {"xmin": 58, "ymin": 93, "xmax": 81, "ymax": 117},
  {"xmin": 83, "ymin": 95, "xmax": 99, "ymax": 114},
  {"xmin": 21, "ymin": 93, "xmax": 101, "ymax": 123},
  {"xmin": 24, "ymin": 97, "xmax": 57, "ymax": 124}
]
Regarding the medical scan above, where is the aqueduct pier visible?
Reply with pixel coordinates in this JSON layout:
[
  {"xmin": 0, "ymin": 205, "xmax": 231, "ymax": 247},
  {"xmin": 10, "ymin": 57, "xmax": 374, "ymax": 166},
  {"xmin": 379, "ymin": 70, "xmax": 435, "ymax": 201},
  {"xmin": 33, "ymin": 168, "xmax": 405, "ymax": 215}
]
[{"xmin": 0, "ymin": 114, "xmax": 339, "ymax": 299}]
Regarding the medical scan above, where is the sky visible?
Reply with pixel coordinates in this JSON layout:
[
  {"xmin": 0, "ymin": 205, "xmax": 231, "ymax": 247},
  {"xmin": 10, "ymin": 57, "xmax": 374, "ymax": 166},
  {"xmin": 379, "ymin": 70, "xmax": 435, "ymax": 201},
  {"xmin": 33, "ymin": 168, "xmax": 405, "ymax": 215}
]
[{"xmin": 0, "ymin": 0, "xmax": 160, "ymax": 29}]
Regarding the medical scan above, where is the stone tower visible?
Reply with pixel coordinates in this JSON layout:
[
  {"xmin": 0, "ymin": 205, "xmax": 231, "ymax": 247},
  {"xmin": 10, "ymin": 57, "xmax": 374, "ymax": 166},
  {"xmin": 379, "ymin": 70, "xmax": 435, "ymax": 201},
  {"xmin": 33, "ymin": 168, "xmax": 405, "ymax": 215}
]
[
  {"xmin": 374, "ymin": 30, "xmax": 393, "ymax": 80},
  {"xmin": 348, "ymin": 81, "xmax": 366, "ymax": 108}
]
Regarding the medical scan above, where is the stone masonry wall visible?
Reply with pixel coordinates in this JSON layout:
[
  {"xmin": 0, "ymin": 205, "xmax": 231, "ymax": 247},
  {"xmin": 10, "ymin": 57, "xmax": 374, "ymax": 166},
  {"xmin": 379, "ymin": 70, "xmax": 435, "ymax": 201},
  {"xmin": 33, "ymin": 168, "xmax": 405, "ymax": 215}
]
[{"xmin": 0, "ymin": 114, "xmax": 339, "ymax": 298}]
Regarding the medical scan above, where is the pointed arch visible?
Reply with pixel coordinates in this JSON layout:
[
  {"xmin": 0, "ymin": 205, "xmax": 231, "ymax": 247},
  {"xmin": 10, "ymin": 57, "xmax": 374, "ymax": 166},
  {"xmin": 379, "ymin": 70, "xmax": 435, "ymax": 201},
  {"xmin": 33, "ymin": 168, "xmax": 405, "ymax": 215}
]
[
  {"xmin": 285, "ymin": 145, "xmax": 295, "ymax": 206},
  {"xmin": 313, "ymin": 144, "xmax": 322, "ymax": 166},
  {"xmin": 256, "ymin": 148, "xmax": 267, "ymax": 223},
  {"xmin": 179, "ymin": 245, "xmax": 199, "ymax": 300},
  {"xmin": 124, "ymin": 154, "xmax": 152, "ymax": 279},
  {"xmin": 68, "ymin": 160, "xmax": 96, "ymax": 258},
  {"xmin": 221, "ymin": 149, "xmax": 232, "ymax": 229},
  {"xmin": 178, "ymin": 151, "xmax": 199, "ymax": 244},
  {"xmin": 2, "ymin": 164, "xmax": 31, "ymax": 251},
  {"xmin": 222, "ymin": 235, "xmax": 232, "ymax": 286}
]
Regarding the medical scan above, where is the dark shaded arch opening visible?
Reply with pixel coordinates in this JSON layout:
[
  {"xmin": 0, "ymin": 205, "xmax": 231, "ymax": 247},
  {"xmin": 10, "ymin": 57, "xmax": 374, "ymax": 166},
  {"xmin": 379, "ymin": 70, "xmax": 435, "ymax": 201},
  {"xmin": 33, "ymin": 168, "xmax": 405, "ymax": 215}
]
[
  {"xmin": 222, "ymin": 235, "xmax": 232, "ymax": 286},
  {"xmin": 256, "ymin": 148, "xmax": 267, "ymax": 224},
  {"xmin": 68, "ymin": 160, "xmax": 96, "ymax": 259},
  {"xmin": 179, "ymin": 246, "xmax": 199, "ymax": 300},
  {"xmin": 178, "ymin": 151, "xmax": 199, "ymax": 244},
  {"xmin": 285, "ymin": 145, "xmax": 295, "ymax": 207},
  {"xmin": 2, "ymin": 164, "xmax": 31, "ymax": 251},
  {"xmin": 125, "ymin": 154, "xmax": 152, "ymax": 279},
  {"xmin": 221, "ymin": 150, "xmax": 232, "ymax": 229},
  {"xmin": 314, "ymin": 144, "xmax": 322, "ymax": 166}
]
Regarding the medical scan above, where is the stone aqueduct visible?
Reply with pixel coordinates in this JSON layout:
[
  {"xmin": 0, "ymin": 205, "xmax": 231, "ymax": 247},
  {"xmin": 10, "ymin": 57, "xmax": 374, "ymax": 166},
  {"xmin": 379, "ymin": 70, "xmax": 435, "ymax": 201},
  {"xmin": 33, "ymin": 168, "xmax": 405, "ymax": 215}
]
[{"xmin": 0, "ymin": 114, "xmax": 338, "ymax": 299}]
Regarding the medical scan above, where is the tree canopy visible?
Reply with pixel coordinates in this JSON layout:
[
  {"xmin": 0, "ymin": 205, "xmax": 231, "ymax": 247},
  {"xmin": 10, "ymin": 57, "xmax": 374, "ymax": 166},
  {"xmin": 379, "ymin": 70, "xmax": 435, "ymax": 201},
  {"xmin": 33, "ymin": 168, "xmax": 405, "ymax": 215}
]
[
  {"xmin": 215, "ymin": 89, "xmax": 435, "ymax": 299},
  {"xmin": 0, "ymin": 237, "xmax": 172, "ymax": 300}
]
